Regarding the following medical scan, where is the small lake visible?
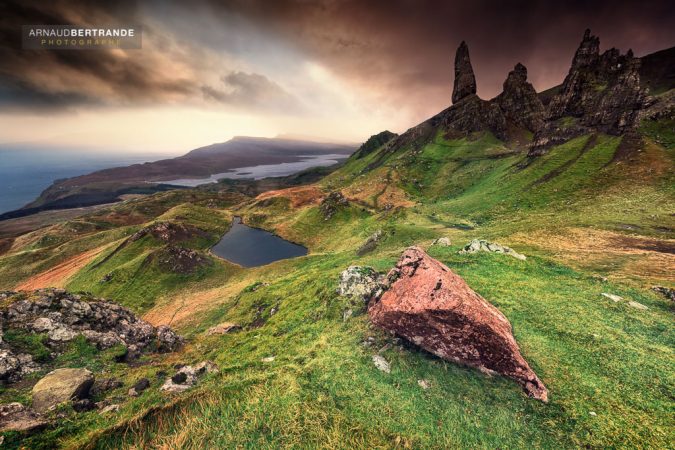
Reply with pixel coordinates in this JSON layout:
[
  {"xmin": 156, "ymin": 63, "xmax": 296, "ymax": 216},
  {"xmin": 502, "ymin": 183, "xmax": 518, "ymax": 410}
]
[{"xmin": 211, "ymin": 217, "xmax": 308, "ymax": 267}]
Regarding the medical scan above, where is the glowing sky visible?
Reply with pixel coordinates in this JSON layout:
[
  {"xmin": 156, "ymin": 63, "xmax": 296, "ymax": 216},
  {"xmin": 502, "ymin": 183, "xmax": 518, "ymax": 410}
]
[{"xmin": 1, "ymin": 0, "xmax": 673, "ymax": 153}]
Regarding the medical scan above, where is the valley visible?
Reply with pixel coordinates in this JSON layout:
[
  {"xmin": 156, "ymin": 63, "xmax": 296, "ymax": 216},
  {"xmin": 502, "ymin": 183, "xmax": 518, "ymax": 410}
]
[{"xmin": 0, "ymin": 30, "xmax": 673, "ymax": 449}]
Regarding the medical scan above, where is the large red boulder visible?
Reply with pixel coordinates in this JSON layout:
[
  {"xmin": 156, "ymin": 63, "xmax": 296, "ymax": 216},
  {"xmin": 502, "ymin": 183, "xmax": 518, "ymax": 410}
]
[{"xmin": 369, "ymin": 247, "xmax": 548, "ymax": 401}]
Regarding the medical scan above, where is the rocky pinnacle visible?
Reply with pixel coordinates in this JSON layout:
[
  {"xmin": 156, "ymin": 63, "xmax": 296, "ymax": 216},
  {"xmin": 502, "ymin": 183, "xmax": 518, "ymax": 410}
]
[{"xmin": 452, "ymin": 41, "xmax": 477, "ymax": 104}]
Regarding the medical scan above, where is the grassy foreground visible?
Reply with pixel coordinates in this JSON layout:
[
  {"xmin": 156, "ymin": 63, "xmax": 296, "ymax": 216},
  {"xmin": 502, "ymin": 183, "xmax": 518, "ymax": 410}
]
[{"xmin": 0, "ymin": 126, "xmax": 673, "ymax": 448}]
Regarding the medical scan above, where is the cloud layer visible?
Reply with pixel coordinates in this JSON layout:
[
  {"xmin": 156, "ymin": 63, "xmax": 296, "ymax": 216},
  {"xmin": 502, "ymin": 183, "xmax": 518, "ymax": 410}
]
[{"xmin": 0, "ymin": 0, "xmax": 673, "ymax": 142}]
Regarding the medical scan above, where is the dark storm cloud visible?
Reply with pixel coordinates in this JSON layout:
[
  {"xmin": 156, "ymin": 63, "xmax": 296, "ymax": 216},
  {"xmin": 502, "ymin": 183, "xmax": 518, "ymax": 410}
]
[
  {"xmin": 0, "ymin": 0, "xmax": 199, "ymax": 110},
  {"xmin": 1, "ymin": 0, "xmax": 673, "ymax": 121},
  {"xmin": 201, "ymin": 71, "xmax": 301, "ymax": 111},
  {"xmin": 201, "ymin": 0, "xmax": 675, "ymax": 120}
]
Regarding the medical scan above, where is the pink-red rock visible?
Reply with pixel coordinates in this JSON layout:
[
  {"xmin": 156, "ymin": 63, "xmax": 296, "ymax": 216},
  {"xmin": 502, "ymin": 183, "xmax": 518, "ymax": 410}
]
[{"xmin": 368, "ymin": 247, "xmax": 548, "ymax": 401}]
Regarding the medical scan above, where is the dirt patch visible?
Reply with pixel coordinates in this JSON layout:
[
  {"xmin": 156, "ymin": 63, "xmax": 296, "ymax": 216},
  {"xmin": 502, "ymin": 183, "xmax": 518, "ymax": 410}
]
[
  {"xmin": 343, "ymin": 170, "xmax": 414, "ymax": 210},
  {"xmin": 15, "ymin": 244, "xmax": 113, "ymax": 290},
  {"xmin": 143, "ymin": 280, "xmax": 248, "ymax": 328},
  {"xmin": 255, "ymin": 186, "xmax": 325, "ymax": 208},
  {"xmin": 0, "ymin": 238, "xmax": 13, "ymax": 256},
  {"xmin": 510, "ymin": 227, "xmax": 675, "ymax": 282}
]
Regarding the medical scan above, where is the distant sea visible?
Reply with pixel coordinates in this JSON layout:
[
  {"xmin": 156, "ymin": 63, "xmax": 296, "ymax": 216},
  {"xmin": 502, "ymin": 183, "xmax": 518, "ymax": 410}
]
[{"xmin": 0, "ymin": 148, "xmax": 174, "ymax": 215}]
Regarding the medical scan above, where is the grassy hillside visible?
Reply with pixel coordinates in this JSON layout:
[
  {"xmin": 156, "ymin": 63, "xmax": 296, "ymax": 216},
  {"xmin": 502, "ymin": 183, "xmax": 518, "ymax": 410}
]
[{"xmin": 0, "ymin": 116, "xmax": 673, "ymax": 448}]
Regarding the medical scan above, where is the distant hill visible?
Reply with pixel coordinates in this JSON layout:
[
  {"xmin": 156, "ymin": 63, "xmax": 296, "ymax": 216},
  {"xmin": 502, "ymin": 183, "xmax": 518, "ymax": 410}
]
[{"xmin": 0, "ymin": 137, "xmax": 355, "ymax": 219}]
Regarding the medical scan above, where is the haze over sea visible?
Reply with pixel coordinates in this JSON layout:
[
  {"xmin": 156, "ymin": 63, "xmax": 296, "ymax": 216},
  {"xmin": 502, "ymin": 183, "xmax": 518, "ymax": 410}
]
[{"xmin": 0, "ymin": 147, "xmax": 175, "ymax": 215}]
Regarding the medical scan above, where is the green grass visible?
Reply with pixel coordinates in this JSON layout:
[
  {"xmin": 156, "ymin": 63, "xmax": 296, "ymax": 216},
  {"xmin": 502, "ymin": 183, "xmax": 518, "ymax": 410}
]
[{"xmin": 0, "ymin": 127, "xmax": 673, "ymax": 448}]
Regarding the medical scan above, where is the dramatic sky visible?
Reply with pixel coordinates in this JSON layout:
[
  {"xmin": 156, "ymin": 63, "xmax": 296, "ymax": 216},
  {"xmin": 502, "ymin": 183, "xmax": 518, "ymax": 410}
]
[{"xmin": 1, "ymin": 0, "xmax": 673, "ymax": 153}]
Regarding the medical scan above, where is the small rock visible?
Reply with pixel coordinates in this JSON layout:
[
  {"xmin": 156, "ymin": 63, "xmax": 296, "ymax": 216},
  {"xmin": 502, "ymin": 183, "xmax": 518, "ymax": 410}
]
[
  {"xmin": 0, "ymin": 402, "xmax": 47, "ymax": 432},
  {"xmin": 91, "ymin": 377, "xmax": 123, "ymax": 396},
  {"xmin": 417, "ymin": 379, "xmax": 431, "ymax": 390},
  {"xmin": 338, "ymin": 266, "xmax": 384, "ymax": 301},
  {"xmin": 261, "ymin": 356, "xmax": 275, "ymax": 363},
  {"xmin": 651, "ymin": 286, "xmax": 675, "ymax": 301},
  {"xmin": 372, "ymin": 355, "xmax": 391, "ymax": 374},
  {"xmin": 100, "ymin": 404, "xmax": 120, "ymax": 414},
  {"xmin": 48, "ymin": 326, "xmax": 78, "ymax": 342},
  {"xmin": 357, "ymin": 230, "xmax": 384, "ymax": 256},
  {"xmin": 459, "ymin": 239, "xmax": 526, "ymax": 260},
  {"xmin": 343, "ymin": 309, "xmax": 353, "ymax": 322},
  {"xmin": 156, "ymin": 325, "xmax": 183, "ymax": 352},
  {"xmin": 206, "ymin": 322, "xmax": 242, "ymax": 335},
  {"xmin": 160, "ymin": 363, "xmax": 212, "ymax": 393},
  {"xmin": 32, "ymin": 368, "xmax": 94, "ymax": 413},
  {"xmin": 601, "ymin": 293, "xmax": 623, "ymax": 302},
  {"xmin": 128, "ymin": 378, "xmax": 150, "ymax": 397},
  {"xmin": 32, "ymin": 317, "xmax": 55, "ymax": 333},
  {"xmin": 589, "ymin": 411, "xmax": 597, "ymax": 416},
  {"xmin": 432, "ymin": 237, "xmax": 451, "ymax": 247},
  {"xmin": 72, "ymin": 398, "xmax": 95, "ymax": 412},
  {"xmin": 628, "ymin": 301, "xmax": 648, "ymax": 310}
]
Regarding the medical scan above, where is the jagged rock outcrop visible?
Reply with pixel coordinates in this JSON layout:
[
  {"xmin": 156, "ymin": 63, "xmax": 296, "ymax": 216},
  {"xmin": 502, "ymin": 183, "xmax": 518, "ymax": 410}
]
[
  {"xmin": 0, "ymin": 289, "xmax": 183, "ymax": 382},
  {"xmin": 452, "ymin": 41, "xmax": 477, "ymax": 104},
  {"xmin": 496, "ymin": 63, "xmax": 546, "ymax": 132},
  {"xmin": 368, "ymin": 247, "xmax": 548, "ymax": 401},
  {"xmin": 319, "ymin": 191, "xmax": 349, "ymax": 220},
  {"xmin": 530, "ymin": 29, "xmax": 649, "ymax": 155}
]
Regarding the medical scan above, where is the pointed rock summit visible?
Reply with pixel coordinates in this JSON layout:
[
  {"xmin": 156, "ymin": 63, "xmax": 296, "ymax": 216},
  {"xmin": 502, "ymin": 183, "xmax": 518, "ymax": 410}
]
[
  {"xmin": 497, "ymin": 63, "xmax": 545, "ymax": 132},
  {"xmin": 369, "ymin": 247, "xmax": 548, "ymax": 401},
  {"xmin": 452, "ymin": 41, "xmax": 477, "ymax": 103}
]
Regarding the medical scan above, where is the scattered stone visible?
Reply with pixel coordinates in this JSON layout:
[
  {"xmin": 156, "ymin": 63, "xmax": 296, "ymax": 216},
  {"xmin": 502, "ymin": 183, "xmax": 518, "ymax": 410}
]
[
  {"xmin": 601, "ymin": 293, "xmax": 623, "ymax": 302},
  {"xmin": 152, "ymin": 246, "xmax": 211, "ymax": 274},
  {"xmin": 372, "ymin": 355, "xmax": 391, "ymax": 374},
  {"xmin": 261, "ymin": 356, "xmax": 275, "ymax": 363},
  {"xmin": 31, "ymin": 317, "xmax": 55, "ymax": 333},
  {"xmin": 338, "ymin": 266, "xmax": 384, "ymax": 301},
  {"xmin": 459, "ymin": 239, "xmax": 526, "ymax": 260},
  {"xmin": 91, "ymin": 377, "xmax": 123, "ymax": 396},
  {"xmin": 0, "ymin": 289, "xmax": 183, "ymax": 382},
  {"xmin": 128, "ymin": 378, "xmax": 150, "ymax": 397},
  {"xmin": 0, "ymin": 403, "xmax": 47, "ymax": 433},
  {"xmin": 206, "ymin": 322, "xmax": 242, "ymax": 335},
  {"xmin": 72, "ymin": 399, "xmax": 95, "ymax": 413},
  {"xmin": 319, "ymin": 191, "xmax": 349, "ymax": 220},
  {"xmin": 100, "ymin": 404, "xmax": 120, "ymax": 414},
  {"xmin": 156, "ymin": 325, "xmax": 183, "ymax": 352},
  {"xmin": 369, "ymin": 247, "xmax": 548, "ymax": 401},
  {"xmin": 32, "ymin": 368, "xmax": 94, "ymax": 413},
  {"xmin": 343, "ymin": 309, "xmax": 353, "ymax": 322},
  {"xmin": 628, "ymin": 301, "xmax": 648, "ymax": 310},
  {"xmin": 431, "ymin": 237, "xmax": 451, "ymax": 247},
  {"xmin": 356, "ymin": 230, "xmax": 384, "ymax": 256},
  {"xmin": 589, "ymin": 411, "xmax": 597, "ymax": 417},
  {"xmin": 0, "ymin": 350, "xmax": 39, "ymax": 382},
  {"xmin": 194, "ymin": 360, "xmax": 219, "ymax": 375},
  {"xmin": 160, "ymin": 361, "xmax": 218, "ymax": 393},
  {"xmin": 417, "ymin": 379, "xmax": 431, "ymax": 390},
  {"xmin": 48, "ymin": 326, "xmax": 78, "ymax": 342},
  {"xmin": 652, "ymin": 286, "xmax": 675, "ymax": 301}
]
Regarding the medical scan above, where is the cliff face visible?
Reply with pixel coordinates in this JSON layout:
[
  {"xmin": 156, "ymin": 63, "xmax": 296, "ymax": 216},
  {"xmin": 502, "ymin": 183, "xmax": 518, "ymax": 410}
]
[{"xmin": 546, "ymin": 29, "xmax": 648, "ymax": 134}]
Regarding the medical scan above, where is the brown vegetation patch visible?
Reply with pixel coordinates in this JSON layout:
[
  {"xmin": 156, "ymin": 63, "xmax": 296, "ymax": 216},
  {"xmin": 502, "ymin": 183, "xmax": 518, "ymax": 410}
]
[
  {"xmin": 143, "ymin": 280, "xmax": 248, "ymax": 328},
  {"xmin": 15, "ymin": 244, "xmax": 113, "ymax": 290},
  {"xmin": 510, "ymin": 227, "xmax": 675, "ymax": 282},
  {"xmin": 255, "ymin": 186, "xmax": 325, "ymax": 208},
  {"xmin": 343, "ymin": 170, "xmax": 414, "ymax": 210}
]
